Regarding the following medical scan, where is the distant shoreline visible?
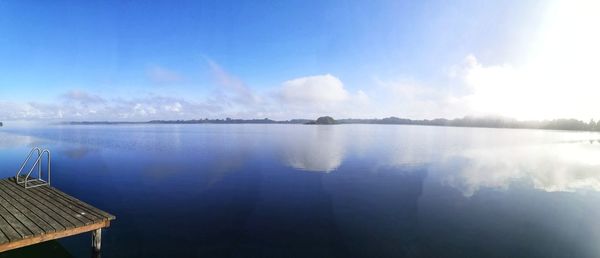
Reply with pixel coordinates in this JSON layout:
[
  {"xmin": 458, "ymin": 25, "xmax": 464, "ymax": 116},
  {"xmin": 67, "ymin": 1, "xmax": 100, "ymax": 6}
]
[{"xmin": 62, "ymin": 116, "xmax": 600, "ymax": 133}]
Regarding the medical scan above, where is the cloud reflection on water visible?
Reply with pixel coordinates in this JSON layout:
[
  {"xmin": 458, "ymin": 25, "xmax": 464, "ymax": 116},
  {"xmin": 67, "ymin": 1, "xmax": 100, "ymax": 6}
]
[
  {"xmin": 437, "ymin": 142, "xmax": 600, "ymax": 196},
  {"xmin": 277, "ymin": 125, "xmax": 600, "ymax": 195},
  {"xmin": 6, "ymin": 125, "xmax": 600, "ymax": 196},
  {"xmin": 279, "ymin": 126, "xmax": 345, "ymax": 173}
]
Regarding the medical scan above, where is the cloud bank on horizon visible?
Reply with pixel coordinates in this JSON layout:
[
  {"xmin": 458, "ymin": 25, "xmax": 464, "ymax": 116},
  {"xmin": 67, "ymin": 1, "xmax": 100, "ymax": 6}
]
[{"xmin": 1, "ymin": 0, "xmax": 598, "ymax": 122}]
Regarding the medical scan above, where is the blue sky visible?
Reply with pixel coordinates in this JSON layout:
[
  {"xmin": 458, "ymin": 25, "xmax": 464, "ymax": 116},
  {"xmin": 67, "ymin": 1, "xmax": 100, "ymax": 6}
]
[{"xmin": 1, "ymin": 0, "xmax": 597, "ymax": 121}]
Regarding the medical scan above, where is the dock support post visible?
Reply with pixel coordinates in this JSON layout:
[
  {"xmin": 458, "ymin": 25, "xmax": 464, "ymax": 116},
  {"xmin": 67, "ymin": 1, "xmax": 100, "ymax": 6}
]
[{"xmin": 92, "ymin": 228, "xmax": 102, "ymax": 256}]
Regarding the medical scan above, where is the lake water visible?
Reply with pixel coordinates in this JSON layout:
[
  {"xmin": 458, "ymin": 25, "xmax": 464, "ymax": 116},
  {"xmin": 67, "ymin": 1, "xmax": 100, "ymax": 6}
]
[{"xmin": 1, "ymin": 124, "xmax": 600, "ymax": 257}]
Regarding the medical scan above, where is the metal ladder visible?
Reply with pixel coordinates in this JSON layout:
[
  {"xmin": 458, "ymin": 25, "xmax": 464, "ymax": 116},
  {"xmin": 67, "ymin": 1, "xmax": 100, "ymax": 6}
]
[{"xmin": 16, "ymin": 147, "xmax": 51, "ymax": 189}]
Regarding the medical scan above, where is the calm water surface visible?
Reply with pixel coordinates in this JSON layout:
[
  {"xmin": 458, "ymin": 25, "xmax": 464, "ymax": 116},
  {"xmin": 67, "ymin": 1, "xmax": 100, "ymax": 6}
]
[{"xmin": 1, "ymin": 124, "xmax": 600, "ymax": 257}]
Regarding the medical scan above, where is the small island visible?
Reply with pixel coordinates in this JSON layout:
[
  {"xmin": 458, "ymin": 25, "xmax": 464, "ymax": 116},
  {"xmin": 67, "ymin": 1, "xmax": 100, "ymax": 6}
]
[{"xmin": 306, "ymin": 116, "xmax": 337, "ymax": 125}]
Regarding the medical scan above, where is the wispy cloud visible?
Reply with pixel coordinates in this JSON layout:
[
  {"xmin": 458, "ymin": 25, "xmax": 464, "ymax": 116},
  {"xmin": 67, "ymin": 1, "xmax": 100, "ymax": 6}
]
[
  {"xmin": 0, "ymin": 72, "xmax": 412, "ymax": 121},
  {"xmin": 146, "ymin": 65, "xmax": 184, "ymax": 84},
  {"xmin": 1, "ymin": 92, "xmax": 224, "ymax": 121},
  {"xmin": 0, "ymin": 101, "xmax": 56, "ymax": 120},
  {"xmin": 370, "ymin": 76, "xmax": 469, "ymax": 119},
  {"xmin": 62, "ymin": 90, "xmax": 105, "ymax": 104},
  {"xmin": 207, "ymin": 59, "xmax": 258, "ymax": 106},
  {"xmin": 97, "ymin": 96, "xmax": 223, "ymax": 120}
]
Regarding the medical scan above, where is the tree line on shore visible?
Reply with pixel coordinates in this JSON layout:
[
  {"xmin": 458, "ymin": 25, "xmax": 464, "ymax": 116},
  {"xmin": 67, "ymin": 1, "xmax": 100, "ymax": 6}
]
[
  {"xmin": 335, "ymin": 116, "xmax": 600, "ymax": 131},
  {"xmin": 65, "ymin": 116, "xmax": 600, "ymax": 132}
]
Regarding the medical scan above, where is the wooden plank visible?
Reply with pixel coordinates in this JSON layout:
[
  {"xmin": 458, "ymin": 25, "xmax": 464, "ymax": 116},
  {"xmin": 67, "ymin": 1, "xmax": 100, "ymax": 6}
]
[
  {"xmin": 0, "ymin": 181, "xmax": 63, "ymax": 231},
  {"xmin": 5, "ymin": 178, "xmax": 109, "ymax": 221},
  {"xmin": 0, "ymin": 230, "xmax": 8, "ymax": 244},
  {"xmin": 1, "ymin": 181, "xmax": 81, "ymax": 229},
  {"xmin": 24, "ymin": 188, "xmax": 94, "ymax": 226},
  {"xmin": 35, "ymin": 186, "xmax": 102, "ymax": 222},
  {"xmin": 0, "ymin": 190, "xmax": 45, "ymax": 237},
  {"xmin": 0, "ymin": 187, "xmax": 55, "ymax": 234},
  {"xmin": 43, "ymin": 185, "xmax": 114, "ymax": 220},
  {"xmin": 0, "ymin": 177, "xmax": 115, "ymax": 253},
  {"xmin": 37, "ymin": 186, "xmax": 107, "ymax": 220},
  {"xmin": 39, "ymin": 185, "xmax": 115, "ymax": 220},
  {"xmin": 0, "ymin": 220, "xmax": 110, "ymax": 253},
  {"xmin": 13, "ymin": 187, "xmax": 86, "ymax": 227},
  {"xmin": 0, "ymin": 181, "xmax": 64, "ymax": 232},
  {"xmin": 0, "ymin": 215, "xmax": 20, "ymax": 243},
  {"xmin": 0, "ymin": 180, "xmax": 74, "ymax": 230},
  {"xmin": 0, "ymin": 202, "xmax": 33, "ymax": 239}
]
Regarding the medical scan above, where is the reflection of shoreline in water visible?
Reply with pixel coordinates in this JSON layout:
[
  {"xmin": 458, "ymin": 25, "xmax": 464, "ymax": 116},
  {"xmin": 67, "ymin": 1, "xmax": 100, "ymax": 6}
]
[{"xmin": 280, "ymin": 126, "xmax": 345, "ymax": 173}]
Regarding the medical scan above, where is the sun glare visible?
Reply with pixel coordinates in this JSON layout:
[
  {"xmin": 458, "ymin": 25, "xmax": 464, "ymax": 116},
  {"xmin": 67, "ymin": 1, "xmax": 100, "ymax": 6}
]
[
  {"xmin": 466, "ymin": 0, "xmax": 600, "ymax": 121},
  {"xmin": 524, "ymin": 0, "xmax": 600, "ymax": 119}
]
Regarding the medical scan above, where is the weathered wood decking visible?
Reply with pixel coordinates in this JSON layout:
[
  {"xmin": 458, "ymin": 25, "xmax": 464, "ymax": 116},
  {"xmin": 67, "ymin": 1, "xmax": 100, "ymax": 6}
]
[{"xmin": 0, "ymin": 177, "xmax": 115, "ymax": 253}]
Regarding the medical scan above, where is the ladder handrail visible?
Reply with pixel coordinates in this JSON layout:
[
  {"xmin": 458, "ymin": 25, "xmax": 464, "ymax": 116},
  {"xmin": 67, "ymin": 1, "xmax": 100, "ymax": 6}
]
[
  {"xmin": 16, "ymin": 147, "xmax": 42, "ymax": 183},
  {"xmin": 24, "ymin": 149, "xmax": 51, "ymax": 188},
  {"xmin": 16, "ymin": 147, "xmax": 51, "ymax": 189}
]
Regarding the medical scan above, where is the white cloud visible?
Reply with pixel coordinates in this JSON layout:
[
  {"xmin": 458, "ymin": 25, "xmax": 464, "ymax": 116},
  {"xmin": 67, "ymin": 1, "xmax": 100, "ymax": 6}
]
[
  {"xmin": 0, "ymin": 72, "xmax": 449, "ymax": 121},
  {"xmin": 371, "ymin": 77, "xmax": 469, "ymax": 119},
  {"xmin": 132, "ymin": 103, "xmax": 157, "ymax": 116},
  {"xmin": 108, "ymin": 96, "xmax": 219, "ymax": 120},
  {"xmin": 0, "ymin": 101, "xmax": 62, "ymax": 120},
  {"xmin": 278, "ymin": 74, "xmax": 349, "ymax": 104},
  {"xmin": 0, "ymin": 93, "xmax": 222, "ymax": 121},
  {"xmin": 271, "ymin": 74, "xmax": 372, "ymax": 119},
  {"xmin": 457, "ymin": 52, "xmax": 600, "ymax": 120},
  {"xmin": 163, "ymin": 102, "xmax": 182, "ymax": 113},
  {"xmin": 454, "ymin": 1, "xmax": 600, "ymax": 120}
]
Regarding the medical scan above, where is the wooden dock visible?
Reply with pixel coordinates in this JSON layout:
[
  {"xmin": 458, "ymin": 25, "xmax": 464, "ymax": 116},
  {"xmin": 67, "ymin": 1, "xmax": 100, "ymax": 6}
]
[{"xmin": 0, "ymin": 177, "xmax": 115, "ymax": 253}]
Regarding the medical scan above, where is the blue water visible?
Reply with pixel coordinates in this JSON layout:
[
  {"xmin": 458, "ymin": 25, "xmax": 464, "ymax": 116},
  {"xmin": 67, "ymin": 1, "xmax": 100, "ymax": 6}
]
[{"xmin": 1, "ymin": 124, "xmax": 600, "ymax": 257}]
